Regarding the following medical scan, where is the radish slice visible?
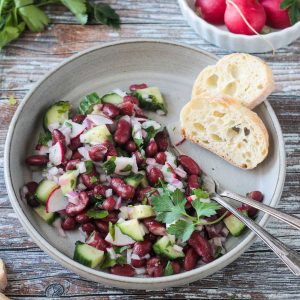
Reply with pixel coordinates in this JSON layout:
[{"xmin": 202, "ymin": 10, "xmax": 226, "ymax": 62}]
[
  {"xmin": 46, "ymin": 187, "xmax": 68, "ymax": 213},
  {"xmin": 70, "ymin": 122, "xmax": 85, "ymax": 138},
  {"xmin": 105, "ymin": 226, "xmax": 135, "ymax": 246},
  {"xmin": 49, "ymin": 142, "xmax": 64, "ymax": 166},
  {"xmin": 87, "ymin": 114, "xmax": 113, "ymax": 126}
]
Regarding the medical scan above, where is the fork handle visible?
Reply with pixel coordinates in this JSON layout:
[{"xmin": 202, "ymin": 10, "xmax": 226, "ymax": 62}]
[
  {"xmin": 220, "ymin": 190, "xmax": 300, "ymax": 231},
  {"xmin": 213, "ymin": 194, "xmax": 300, "ymax": 276}
]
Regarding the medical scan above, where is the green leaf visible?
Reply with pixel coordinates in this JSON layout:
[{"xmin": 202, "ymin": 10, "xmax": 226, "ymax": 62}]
[
  {"xmin": 193, "ymin": 188, "xmax": 209, "ymax": 199},
  {"xmin": 281, "ymin": 0, "xmax": 300, "ymax": 25},
  {"xmin": 120, "ymin": 164, "xmax": 132, "ymax": 172},
  {"xmin": 167, "ymin": 220, "xmax": 195, "ymax": 242},
  {"xmin": 143, "ymin": 126, "xmax": 159, "ymax": 145},
  {"xmin": 109, "ymin": 221, "xmax": 115, "ymax": 240},
  {"xmin": 60, "ymin": 0, "xmax": 88, "ymax": 24},
  {"xmin": 102, "ymin": 156, "xmax": 116, "ymax": 175},
  {"xmin": 214, "ymin": 246, "xmax": 223, "ymax": 258},
  {"xmin": 84, "ymin": 160, "xmax": 94, "ymax": 174},
  {"xmin": 8, "ymin": 95, "xmax": 16, "ymax": 105},
  {"xmin": 114, "ymin": 245, "xmax": 130, "ymax": 254},
  {"xmin": 38, "ymin": 131, "xmax": 52, "ymax": 146},
  {"xmin": 191, "ymin": 199, "xmax": 221, "ymax": 219},
  {"xmin": 101, "ymin": 253, "xmax": 116, "ymax": 269},
  {"xmin": 163, "ymin": 261, "xmax": 174, "ymax": 276},
  {"xmin": 89, "ymin": 176, "xmax": 98, "ymax": 184},
  {"xmin": 86, "ymin": 209, "xmax": 108, "ymax": 219}
]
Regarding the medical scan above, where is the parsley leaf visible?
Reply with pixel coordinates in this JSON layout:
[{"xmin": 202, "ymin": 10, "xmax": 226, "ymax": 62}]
[
  {"xmin": 60, "ymin": 0, "xmax": 88, "ymax": 24},
  {"xmin": 86, "ymin": 210, "xmax": 108, "ymax": 219},
  {"xmin": 281, "ymin": 0, "xmax": 300, "ymax": 25},
  {"xmin": 38, "ymin": 131, "xmax": 52, "ymax": 146},
  {"xmin": 102, "ymin": 156, "xmax": 116, "ymax": 175},
  {"xmin": 167, "ymin": 220, "xmax": 195, "ymax": 242},
  {"xmin": 114, "ymin": 245, "xmax": 130, "ymax": 254},
  {"xmin": 163, "ymin": 261, "xmax": 174, "ymax": 276},
  {"xmin": 89, "ymin": 176, "xmax": 98, "ymax": 184},
  {"xmin": 193, "ymin": 188, "xmax": 209, "ymax": 199},
  {"xmin": 191, "ymin": 199, "xmax": 221, "ymax": 219}
]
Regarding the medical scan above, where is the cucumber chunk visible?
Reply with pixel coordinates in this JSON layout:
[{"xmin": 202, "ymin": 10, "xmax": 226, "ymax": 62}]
[
  {"xmin": 79, "ymin": 92, "xmax": 101, "ymax": 115},
  {"xmin": 59, "ymin": 170, "xmax": 78, "ymax": 195},
  {"xmin": 35, "ymin": 179, "xmax": 59, "ymax": 204},
  {"xmin": 135, "ymin": 87, "xmax": 167, "ymax": 113},
  {"xmin": 117, "ymin": 219, "xmax": 145, "ymax": 241},
  {"xmin": 128, "ymin": 205, "xmax": 154, "ymax": 219},
  {"xmin": 73, "ymin": 241, "xmax": 105, "ymax": 268},
  {"xmin": 153, "ymin": 236, "xmax": 184, "ymax": 259},
  {"xmin": 43, "ymin": 101, "xmax": 70, "ymax": 130},
  {"xmin": 34, "ymin": 205, "xmax": 57, "ymax": 224},
  {"xmin": 101, "ymin": 93, "xmax": 123, "ymax": 105},
  {"xmin": 80, "ymin": 125, "xmax": 111, "ymax": 145},
  {"xmin": 224, "ymin": 209, "xmax": 248, "ymax": 237},
  {"xmin": 124, "ymin": 173, "xmax": 145, "ymax": 188}
]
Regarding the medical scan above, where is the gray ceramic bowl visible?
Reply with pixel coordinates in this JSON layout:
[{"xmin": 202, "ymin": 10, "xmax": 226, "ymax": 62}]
[{"xmin": 4, "ymin": 40, "xmax": 286, "ymax": 289}]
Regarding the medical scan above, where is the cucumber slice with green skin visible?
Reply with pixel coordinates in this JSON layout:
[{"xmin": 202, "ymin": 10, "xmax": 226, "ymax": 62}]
[
  {"xmin": 79, "ymin": 92, "xmax": 101, "ymax": 115},
  {"xmin": 124, "ymin": 173, "xmax": 145, "ymax": 188},
  {"xmin": 128, "ymin": 205, "xmax": 154, "ymax": 219},
  {"xmin": 59, "ymin": 170, "xmax": 78, "ymax": 195},
  {"xmin": 224, "ymin": 209, "xmax": 248, "ymax": 237},
  {"xmin": 43, "ymin": 101, "xmax": 70, "ymax": 130},
  {"xmin": 34, "ymin": 206, "xmax": 57, "ymax": 224},
  {"xmin": 73, "ymin": 241, "xmax": 105, "ymax": 268},
  {"xmin": 135, "ymin": 87, "xmax": 167, "ymax": 113},
  {"xmin": 116, "ymin": 219, "xmax": 145, "ymax": 242},
  {"xmin": 35, "ymin": 179, "xmax": 59, "ymax": 204},
  {"xmin": 80, "ymin": 125, "xmax": 111, "ymax": 145},
  {"xmin": 153, "ymin": 236, "xmax": 184, "ymax": 259},
  {"xmin": 101, "ymin": 93, "xmax": 123, "ymax": 105}
]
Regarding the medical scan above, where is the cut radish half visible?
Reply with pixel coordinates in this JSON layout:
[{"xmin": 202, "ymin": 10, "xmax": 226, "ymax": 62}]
[
  {"xmin": 49, "ymin": 142, "xmax": 64, "ymax": 166},
  {"xmin": 87, "ymin": 114, "xmax": 113, "ymax": 126},
  {"xmin": 46, "ymin": 187, "xmax": 68, "ymax": 213},
  {"xmin": 70, "ymin": 122, "xmax": 85, "ymax": 139},
  {"xmin": 105, "ymin": 225, "xmax": 135, "ymax": 246}
]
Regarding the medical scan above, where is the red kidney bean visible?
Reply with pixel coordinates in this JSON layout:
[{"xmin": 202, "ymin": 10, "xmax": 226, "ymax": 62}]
[
  {"xmin": 52, "ymin": 129, "xmax": 65, "ymax": 145},
  {"xmin": 80, "ymin": 171, "xmax": 99, "ymax": 189},
  {"xmin": 155, "ymin": 131, "xmax": 169, "ymax": 152},
  {"xmin": 134, "ymin": 151, "xmax": 144, "ymax": 166},
  {"xmin": 145, "ymin": 139, "xmax": 158, "ymax": 158},
  {"xmin": 110, "ymin": 264, "xmax": 135, "ymax": 277},
  {"xmin": 65, "ymin": 159, "xmax": 80, "ymax": 171},
  {"xmin": 123, "ymin": 95, "xmax": 139, "ymax": 105},
  {"xmin": 171, "ymin": 261, "xmax": 181, "ymax": 274},
  {"xmin": 65, "ymin": 191, "xmax": 90, "ymax": 217},
  {"xmin": 145, "ymin": 233, "xmax": 157, "ymax": 243},
  {"xmin": 61, "ymin": 216, "xmax": 77, "ymax": 230},
  {"xmin": 119, "ymin": 101, "xmax": 134, "ymax": 116},
  {"xmin": 133, "ymin": 240, "xmax": 152, "ymax": 257},
  {"xmin": 131, "ymin": 258, "xmax": 147, "ymax": 268},
  {"xmin": 155, "ymin": 152, "xmax": 166, "ymax": 165},
  {"xmin": 188, "ymin": 232, "xmax": 213, "ymax": 263},
  {"xmin": 25, "ymin": 155, "xmax": 48, "ymax": 166},
  {"xmin": 110, "ymin": 177, "xmax": 135, "ymax": 200},
  {"xmin": 134, "ymin": 106, "xmax": 146, "ymax": 118},
  {"xmin": 71, "ymin": 150, "xmax": 83, "ymax": 160},
  {"xmin": 86, "ymin": 231, "xmax": 109, "ymax": 251},
  {"xmin": 129, "ymin": 83, "xmax": 148, "ymax": 91},
  {"xmin": 125, "ymin": 140, "xmax": 137, "ymax": 153},
  {"xmin": 25, "ymin": 181, "xmax": 38, "ymax": 197},
  {"xmin": 93, "ymin": 185, "xmax": 107, "ymax": 198},
  {"xmin": 102, "ymin": 196, "xmax": 116, "ymax": 211},
  {"xmin": 94, "ymin": 220, "xmax": 109, "ymax": 233},
  {"xmin": 81, "ymin": 222, "xmax": 96, "ymax": 235},
  {"xmin": 102, "ymin": 103, "xmax": 120, "ymax": 119},
  {"xmin": 143, "ymin": 218, "xmax": 167, "ymax": 236},
  {"xmin": 177, "ymin": 155, "xmax": 201, "ymax": 176},
  {"xmin": 183, "ymin": 247, "xmax": 199, "ymax": 271},
  {"xmin": 102, "ymin": 140, "xmax": 118, "ymax": 157},
  {"xmin": 101, "ymin": 211, "xmax": 119, "ymax": 223},
  {"xmin": 75, "ymin": 211, "xmax": 90, "ymax": 224},
  {"xmin": 27, "ymin": 196, "xmax": 40, "ymax": 207},
  {"xmin": 136, "ymin": 187, "xmax": 158, "ymax": 203},
  {"xmin": 69, "ymin": 136, "xmax": 82, "ymax": 151},
  {"xmin": 88, "ymin": 144, "xmax": 108, "ymax": 162},
  {"xmin": 205, "ymin": 222, "xmax": 224, "ymax": 239},
  {"xmin": 146, "ymin": 257, "xmax": 164, "ymax": 277},
  {"xmin": 187, "ymin": 175, "xmax": 200, "ymax": 190},
  {"xmin": 147, "ymin": 167, "xmax": 164, "ymax": 185},
  {"xmin": 72, "ymin": 114, "xmax": 85, "ymax": 124},
  {"xmin": 114, "ymin": 119, "xmax": 131, "ymax": 145},
  {"xmin": 243, "ymin": 191, "xmax": 264, "ymax": 217}
]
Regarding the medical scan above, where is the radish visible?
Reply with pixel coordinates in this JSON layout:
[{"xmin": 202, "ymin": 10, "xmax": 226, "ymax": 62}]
[
  {"xmin": 86, "ymin": 114, "xmax": 113, "ymax": 126},
  {"xmin": 224, "ymin": 0, "xmax": 266, "ymax": 35},
  {"xmin": 195, "ymin": 0, "xmax": 226, "ymax": 25},
  {"xmin": 260, "ymin": 0, "xmax": 291, "ymax": 29},
  {"xmin": 49, "ymin": 141, "xmax": 65, "ymax": 165},
  {"xmin": 46, "ymin": 187, "xmax": 68, "ymax": 213},
  {"xmin": 70, "ymin": 122, "xmax": 85, "ymax": 139}
]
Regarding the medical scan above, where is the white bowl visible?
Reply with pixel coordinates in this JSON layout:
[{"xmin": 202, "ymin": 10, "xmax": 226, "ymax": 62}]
[
  {"xmin": 178, "ymin": 0, "xmax": 300, "ymax": 53},
  {"xmin": 4, "ymin": 40, "xmax": 286, "ymax": 289}
]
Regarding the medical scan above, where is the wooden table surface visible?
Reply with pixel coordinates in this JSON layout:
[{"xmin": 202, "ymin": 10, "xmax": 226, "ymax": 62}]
[{"xmin": 1, "ymin": 1, "xmax": 300, "ymax": 299}]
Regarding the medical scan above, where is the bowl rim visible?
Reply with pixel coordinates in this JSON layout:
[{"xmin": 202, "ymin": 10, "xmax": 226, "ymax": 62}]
[
  {"xmin": 178, "ymin": 0, "xmax": 300, "ymax": 40},
  {"xmin": 4, "ymin": 39, "xmax": 286, "ymax": 286}
]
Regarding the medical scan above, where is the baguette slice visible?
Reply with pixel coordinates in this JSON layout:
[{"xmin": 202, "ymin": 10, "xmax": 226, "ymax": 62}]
[
  {"xmin": 180, "ymin": 95, "xmax": 269, "ymax": 169},
  {"xmin": 192, "ymin": 53, "xmax": 275, "ymax": 109}
]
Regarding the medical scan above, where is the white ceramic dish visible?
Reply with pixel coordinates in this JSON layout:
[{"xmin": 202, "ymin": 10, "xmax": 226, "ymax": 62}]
[
  {"xmin": 178, "ymin": 0, "xmax": 300, "ymax": 53},
  {"xmin": 4, "ymin": 40, "xmax": 286, "ymax": 289}
]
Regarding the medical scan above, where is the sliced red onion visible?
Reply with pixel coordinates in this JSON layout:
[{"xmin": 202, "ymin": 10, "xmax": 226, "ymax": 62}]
[
  {"xmin": 52, "ymin": 218, "xmax": 66, "ymax": 237},
  {"xmin": 174, "ymin": 166, "xmax": 187, "ymax": 178},
  {"xmin": 142, "ymin": 120, "xmax": 161, "ymax": 130},
  {"xmin": 78, "ymin": 146, "xmax": 91, "ymax": 160},
  {"xmin": 131, "ymin": 253, "xmax": 141, "ymax": 260},
  {"xmin": 66, "ymin": 191, "xmax": 79, "ymax": 204},
  {"xmin": 48, "ymin": 167, "xmax": 59, "ymax": 176},
  {"xmin": 100, "ymin": 174, "xmax": 108, "ymax": 183},
  {"xmin": 77, "ymin": 161, "xmax": 86, "ymax": 174},
  {"xmin": 77, "ymin": 183, "xmax": 87, "ymax": 191},
  {"xmin": 134, "ymin": 267, "xmax": 146, "ymax": 275},
  {"xmin": 115, "ymin": 196, "xmax": 122, "ymax": 210},
  {"xmin": 118, "ymin": 206, "xmax": 129, "ymax": 219},
  {"xmin": 141, "ymin": 129, "xmax": 147, "ymax": 138},
  {"xmin": 87, "ymin": 114, "xmax": 113, "ymax": 125},
  {"xmin": 170, "ymin": 178, "xmax": 183, "ymax": 189},
  {"xmin": 173, "ymin": 244, "xmax": 183, "ymax": 252},
  {"xmin": 143, "ymin": 254, "xmax": 150, "ymax": 260},
  {"xmin": 120, "ymin": 115, "xmax": 131, "ymax": 123},
  {"xmin": 126, "ymin": 248, "xmax": 133, "ymax": 264},
  {"xmin": 105, "ymin": 189, "xmax": 113, "ymax": 197},
  {"xmin": 146, "ymin": 158, "xmax": 156, "ymax": 165},
  {"xmin": 82, "ymin": 118, "xmax": 94, "ymax": 130},
  {"xmin": 68, "ymin": 121, "xmax": 85, "ymax": 139},
  {"xmin": 65, "ymin": 148, "xmax": 72, "ymax": 160}
]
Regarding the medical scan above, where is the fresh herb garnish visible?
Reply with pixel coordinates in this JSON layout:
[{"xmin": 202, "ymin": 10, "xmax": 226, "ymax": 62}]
[
  {"xmin": 109, "ymin": 221, "xmax": 115, "ymax": 240},
  {"xmin": 114, "ymin": 245, "xmax": 130, "ymax": 254},
  {"xmin": 38, "ymin": 131, "xmax": 52, "ymax": 146},
  {"xmin": 163, "ymin": 261, "xmax": 174, "ymax": 276},
  {"xmin": 86, "ymin": 210, "xmax": 108, "ymax": 219},
  {"xmin": 152, "ymin": 187, "xmax": 221, "ymax": 242},
  {"xmin": 85, "ymin": 160, "xmax": 94, "ymax": 174},
  {"xmin": 281, "ymin": 0, "xmax": 300, "ymax": 25},
  {"xmin": 89, "ymin": 176, "xmax": 98, "ymax": 184},
  {"xmin": 102, "ymin": 156, "xmax": 116, "ymax": 175}
]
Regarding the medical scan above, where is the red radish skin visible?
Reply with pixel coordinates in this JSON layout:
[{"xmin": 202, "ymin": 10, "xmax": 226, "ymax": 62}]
[
  {"xmin": 195, "ymin": 0, "xmax": 226, "ymax": 25},
  {"xmin": 260, "ymin": 0, "xmax": 291, "ymax": 29},
  {"xmin": 225, "ymin": 0, "xmax": 266, "ymax": 35}
]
